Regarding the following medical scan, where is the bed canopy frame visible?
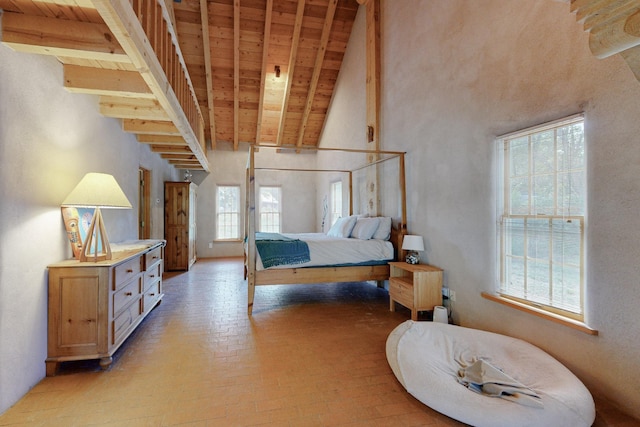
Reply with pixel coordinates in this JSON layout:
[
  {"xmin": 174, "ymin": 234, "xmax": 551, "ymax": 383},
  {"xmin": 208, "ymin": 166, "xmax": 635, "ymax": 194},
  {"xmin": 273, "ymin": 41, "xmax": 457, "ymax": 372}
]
[{"xmin": 245, "ymin": 144, "xmax": 408, "ymax": 314}]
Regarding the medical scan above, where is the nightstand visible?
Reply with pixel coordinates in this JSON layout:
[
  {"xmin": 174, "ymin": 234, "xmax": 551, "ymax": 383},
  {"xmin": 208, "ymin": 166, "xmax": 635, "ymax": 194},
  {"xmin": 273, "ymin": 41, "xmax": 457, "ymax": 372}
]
[{"xmin": 388, "ymin": 261, "xmax": 443, "ymax": 320}]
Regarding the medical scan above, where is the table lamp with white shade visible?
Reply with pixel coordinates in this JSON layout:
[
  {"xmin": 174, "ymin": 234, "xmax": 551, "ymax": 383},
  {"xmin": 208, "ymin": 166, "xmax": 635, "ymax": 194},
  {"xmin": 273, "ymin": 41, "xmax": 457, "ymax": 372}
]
[
  {"xmin": 62, "ymin": 173, "xmax": 132, "ymax": 262},
  {"xmin": 402, "ymin": 234, "xmax": 424, "ymax": 264}
]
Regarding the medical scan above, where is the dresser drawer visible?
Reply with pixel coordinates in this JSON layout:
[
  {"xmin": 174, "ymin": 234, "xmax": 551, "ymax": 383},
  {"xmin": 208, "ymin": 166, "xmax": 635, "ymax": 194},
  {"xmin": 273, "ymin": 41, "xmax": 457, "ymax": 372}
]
[
  {"xmin": 113, "ymin": 276, "xmax": 142, "ymax": 316},
  {"xmin": 113, "ymin": 258, "xmax": 141, "ymax": 290},
  {"xmin": 144, "ymin": 262, "xmax": 162, "ymax": 291},
  {"xmin": 112, "ymin": 298, "xmax": 142, "ymax": 346},
  {"xmin": 144, "ymin": 247, "xmax": 162, "ymax": 270},
  {"xmin": 142, "ymin": 280, "xmax": 161, "ymax": 313},
  {"xmin": 390, "ymin": 277, "xmax": 414, "ymax": 308}
]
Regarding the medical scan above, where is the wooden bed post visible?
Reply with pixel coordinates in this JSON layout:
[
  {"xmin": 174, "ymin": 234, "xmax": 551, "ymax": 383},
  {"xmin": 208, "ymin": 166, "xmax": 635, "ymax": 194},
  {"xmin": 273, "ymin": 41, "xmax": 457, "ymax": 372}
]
[{"xmin": 247, "ymin": 146, "xmax": 257, "ymax": 314}]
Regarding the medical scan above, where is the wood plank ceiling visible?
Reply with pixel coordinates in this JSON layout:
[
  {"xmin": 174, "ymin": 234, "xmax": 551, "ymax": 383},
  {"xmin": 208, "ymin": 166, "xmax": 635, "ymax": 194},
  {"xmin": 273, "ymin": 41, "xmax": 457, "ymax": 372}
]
[
  {"xmin": 0, "ymin": 0, "xmax": 359, "ymax": 170},
  {"xmin": 1, "ymin": 0, "xmax": 639, "ymax": 171}
]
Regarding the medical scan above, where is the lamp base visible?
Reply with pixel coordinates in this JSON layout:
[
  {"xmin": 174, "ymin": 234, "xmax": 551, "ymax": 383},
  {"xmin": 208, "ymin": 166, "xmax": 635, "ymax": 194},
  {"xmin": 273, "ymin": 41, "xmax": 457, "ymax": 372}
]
[
  {"xmin": 79, "ymin": 207, "xmax": 112, "ymax": 262},
  {"xmin": 405, "ymin": 252, "xmax": 419, "ymax": 264}
]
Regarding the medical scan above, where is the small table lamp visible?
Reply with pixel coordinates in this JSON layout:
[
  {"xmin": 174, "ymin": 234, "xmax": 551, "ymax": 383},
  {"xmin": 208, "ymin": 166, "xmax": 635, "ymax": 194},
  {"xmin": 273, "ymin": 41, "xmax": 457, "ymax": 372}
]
[
  {"xmin": 62, "ymin": 173, "xmax": 132, "ymax": 262},
  {"xmin": 402, "ymin": 235, "xmax": 424, "ymax": 264}
]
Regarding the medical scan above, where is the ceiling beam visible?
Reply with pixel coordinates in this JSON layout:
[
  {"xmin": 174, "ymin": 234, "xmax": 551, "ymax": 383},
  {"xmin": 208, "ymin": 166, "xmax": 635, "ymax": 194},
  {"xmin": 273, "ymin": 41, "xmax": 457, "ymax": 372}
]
[
  {"xmin": 1, "ymin": 12, "xmax": 129, "ymax": 63},
  {"xmin": 255, "ymin": 0, "xmax": 274, "ymax": 145},
  {"xmin": 151, "ymin": 146, "xmax": 193, "ymax": 154},
  {"xmin": 64, "ymin": 65, "xmax": 154, "ymax": 98},
  {"xmin": 123, "ymin": 119, "xmax": 181, "ymax": 135},
  {"xmin": 296, "ymin": 0, "xmax": 337, "ymax": 148},
  {"xmin": 200, "ymin": 0, "xmax": 217, "ymax": 150},
  {"xmin": 276, "ymin": 0, "xmax": 306, "ymax": 146},
  {"xmin": 137, "ymin": 135, "xmax": 188, "ymax": 145},
  {"xmin": 233, "ymin": 0, "xmax": 240, "ymax": 151},
  {"xmin": 99, "ymin": 96, "xmax": 169, "ymax": 120}
]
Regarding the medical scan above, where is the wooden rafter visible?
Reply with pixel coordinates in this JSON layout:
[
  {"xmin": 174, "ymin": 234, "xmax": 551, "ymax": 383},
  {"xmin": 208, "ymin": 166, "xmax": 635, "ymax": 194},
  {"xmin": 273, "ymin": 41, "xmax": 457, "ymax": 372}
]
[
  {"xmin": 1, "ymin": 12, "xmax": 129, "ymax": 63},
  {"xmin": 255, "ymin": 0, "xmax": 273, "ymax": 145},
  {"xmin": 233, "ymin": 0, "xmax": 240, "ymax": 150},
  {"xmin": 137, "ymin": 135, "xmax": 188, "ymax": 145},
  {"xmin": 296, "ymin": 0, "xmax": 337, "ymax": 148},
  {"xmin": 200, "ymin": 0, "xmax": 216, "ymax": 150},
  {"xmin": 123, "ymin": 119, "xmax": 180, "ymax": 135},
  {"xmin": 64, "ymin": 65, "xmax": 154, "ymax": 98},
  {"xmin": 99, "ymin": 96, "xmax": 169, "ymax": 120},
  {"xmin": 276, "ymin": 0, "xmax": 305, "ymax": 147}
]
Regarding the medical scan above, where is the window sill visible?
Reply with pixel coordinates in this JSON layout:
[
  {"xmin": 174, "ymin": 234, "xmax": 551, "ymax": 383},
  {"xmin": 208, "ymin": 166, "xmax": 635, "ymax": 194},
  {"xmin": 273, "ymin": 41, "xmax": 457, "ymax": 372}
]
[
  {"xmin": 481, "ymin": 292, "xmax": 598, "ymax": 336},
  {"xmin": 213, "ymin": 239, "xmax": 243, "ymax": 243}
]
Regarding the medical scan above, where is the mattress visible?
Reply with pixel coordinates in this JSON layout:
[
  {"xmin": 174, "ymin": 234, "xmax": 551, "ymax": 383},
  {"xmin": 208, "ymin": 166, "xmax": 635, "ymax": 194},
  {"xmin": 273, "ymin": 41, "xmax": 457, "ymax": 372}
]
[
  {"xmin": 255, "ymin": 232, "xmax": 394, "ymax": 270},
  {"xmin": 386, "ymin": 321, "xmax": 595, "ymax": 427}
]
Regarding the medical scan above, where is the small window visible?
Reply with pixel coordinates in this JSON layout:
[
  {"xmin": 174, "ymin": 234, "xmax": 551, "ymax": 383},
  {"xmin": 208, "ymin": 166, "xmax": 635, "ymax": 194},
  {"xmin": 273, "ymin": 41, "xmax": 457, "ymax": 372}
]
[
  {"xmin": 216, "ymin": 185, "xmax": 241, "ymax": 240},
  {"xmin": 258, "ymin": 186, "xmax": 281, "ymax": 233},
  {"xmin": 330, "ymin": 181, "xmax": 342, "ymax": 226},
  {"xmin": 497, "ymin": 115, "xmax": 586, "ymax": 320}
]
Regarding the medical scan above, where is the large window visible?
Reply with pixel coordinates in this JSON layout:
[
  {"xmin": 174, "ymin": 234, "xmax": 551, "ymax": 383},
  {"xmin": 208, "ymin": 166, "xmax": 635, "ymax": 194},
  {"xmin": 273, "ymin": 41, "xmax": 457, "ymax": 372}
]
[
  {"xmin": 216, "ymin": 185, "xmax": 240, "ymax": 240},
  {"xmin": 258, "ymin": 186, "xmax": 281, "ymax": 233},
  {"xmin": 330, "ymin": 181, "xmax": 342, "ymax": 226},
  {"xmin": 497, "ymin": 115, "xmax": 586, "ymax": 320}
]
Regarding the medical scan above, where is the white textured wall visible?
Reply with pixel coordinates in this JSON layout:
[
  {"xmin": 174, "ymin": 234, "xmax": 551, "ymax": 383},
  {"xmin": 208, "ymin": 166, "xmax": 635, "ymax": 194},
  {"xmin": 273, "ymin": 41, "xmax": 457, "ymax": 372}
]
[
  {"xmin": 0, "ymin": 45, "xmax": 177, "ymax": 414},
  {"xmin": 321, "ymin": 0, "xmax": 640, "ymax": 419}
]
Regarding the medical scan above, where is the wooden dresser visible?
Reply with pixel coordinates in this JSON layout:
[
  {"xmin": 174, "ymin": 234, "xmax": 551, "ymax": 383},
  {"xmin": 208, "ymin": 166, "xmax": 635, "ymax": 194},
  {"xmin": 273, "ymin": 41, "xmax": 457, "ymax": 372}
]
[{"xmin": 46, "ymin": 240, "xmax": 165, "ymax": 375}]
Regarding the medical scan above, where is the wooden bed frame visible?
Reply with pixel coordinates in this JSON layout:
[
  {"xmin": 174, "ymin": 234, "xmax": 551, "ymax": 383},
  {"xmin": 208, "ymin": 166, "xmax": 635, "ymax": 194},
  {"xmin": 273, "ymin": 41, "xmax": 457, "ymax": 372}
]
[{"xmin": 246, "ymin": 145, "xmax": 408, "ymax": 314}]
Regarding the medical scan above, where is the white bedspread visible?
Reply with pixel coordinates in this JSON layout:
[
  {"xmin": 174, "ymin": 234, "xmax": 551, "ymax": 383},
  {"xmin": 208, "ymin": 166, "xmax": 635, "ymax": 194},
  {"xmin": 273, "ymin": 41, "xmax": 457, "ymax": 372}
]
[
  {"xmin": 386, "ymin": 321, "xmax": 595, "ymax": 427},
  {"xmin": 256, "ymin": 233, "xmax": 393, "ymax": 270}
]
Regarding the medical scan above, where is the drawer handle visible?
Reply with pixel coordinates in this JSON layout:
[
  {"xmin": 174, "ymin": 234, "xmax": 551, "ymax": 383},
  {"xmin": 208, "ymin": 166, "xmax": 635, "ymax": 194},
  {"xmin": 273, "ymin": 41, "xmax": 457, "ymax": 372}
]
[
  {"xmin": 126, "ymin": 269, "xmax": 133, "ymax": 273},
  {"xmin": 149, "ymin": 293, "xmax": 155, "ymax": 296},
  {"xmin": 149, "ymin": 274, "xmax": 155, "ymax": 278},
  {"xmin": 125, "ymin": 292, "xmax": 133, "ymax": 296},
  {"xmin": 152, "ymin": 256, "xmax": 158, "ymax": 260}
]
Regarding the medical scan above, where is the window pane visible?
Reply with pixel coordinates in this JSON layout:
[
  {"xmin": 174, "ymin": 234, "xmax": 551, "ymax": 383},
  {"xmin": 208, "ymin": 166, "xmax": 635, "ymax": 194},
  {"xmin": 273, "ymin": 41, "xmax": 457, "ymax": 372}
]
[
  {"xmin": 532, "ymin": 130, "xmax": 554, "ymax": 174},
  {"xmin": 557, "ymin": 171, "xmax": 585, "ymax": 216},
  {"xmin": 217, "ymin": 186, "xmax": 240, "ymax": 239},
  {"xmin": 509, "ymin": 176, "xmax": 529, "ymax": 214},
  {"xmin": 259, "ymin": 187, "xmax": 281, "ymax": 233},
  {"xmin": 557, "ymin": 123, "xmax": 585, "ymax": 171},
  {"xmin": 527, "ymin": 218, "xmax": 550, "ymax": 261},
  {"xmin": 504, "ymin": 256, "xmax": 525, "ymax": 298},
  {"xmin": 552, "ymin": 219, "xmax": 581, "ymax": 266},
  {"xmin": 532, "ymin": 174, "xmax": 554, "ymax": 214},
  {"xmin": 509, "ymin": 136, "xmax": 529, "ymax": 177}
]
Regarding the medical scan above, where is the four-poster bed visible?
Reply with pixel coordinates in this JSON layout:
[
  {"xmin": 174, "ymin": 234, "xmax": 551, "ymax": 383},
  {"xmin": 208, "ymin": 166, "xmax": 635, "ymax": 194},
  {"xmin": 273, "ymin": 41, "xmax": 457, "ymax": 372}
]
[{"xmin": 245, "ymin": 145, "xmax": 408, "ymax": 314}]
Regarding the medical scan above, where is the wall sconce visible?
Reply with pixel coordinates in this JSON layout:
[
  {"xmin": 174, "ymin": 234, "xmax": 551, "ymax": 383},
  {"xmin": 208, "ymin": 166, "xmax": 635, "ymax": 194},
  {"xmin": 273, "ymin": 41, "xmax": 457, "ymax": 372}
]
[
  {"xmin": 402, "ymin": 235, "xmax": 425, "ymax": 264},
  {"xmin": 275, "ymin": 65, "xmax": 281, "ymax": 78},
  {"xmin": 61, "ymin": 173, "xmax": 132, "ymax": 262}
]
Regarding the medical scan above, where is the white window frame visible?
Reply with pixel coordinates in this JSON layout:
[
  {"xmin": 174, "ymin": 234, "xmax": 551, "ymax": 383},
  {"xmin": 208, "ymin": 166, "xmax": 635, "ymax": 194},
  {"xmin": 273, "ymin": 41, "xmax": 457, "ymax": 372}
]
[
  {"xmin": 330, "ymin": 180, "xmax": 343, "ymax": 227},
  {"xmin": 258, "ymin": 186, "xmax": 282, "ymax": 233},
  {"xmin": 216, "ymin": 185, "xmax": 241, "ymax": 240},
  {"xmin": 496, "ymin": 114, "xmax": 586, "ymax": 321}
]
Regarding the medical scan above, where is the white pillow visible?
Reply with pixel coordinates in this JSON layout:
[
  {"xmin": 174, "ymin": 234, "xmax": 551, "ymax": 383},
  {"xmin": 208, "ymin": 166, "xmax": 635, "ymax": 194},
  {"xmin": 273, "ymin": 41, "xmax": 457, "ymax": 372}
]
[
  {"xmin": 350, "ymin": 217, "xmax": 381, "ymax": 240},
  {"xmin": 327, "ymin": 215, "xmax": 357, "ymax": 238},
  {"xmin": 372, "ymin": 217, "xmax": 392, "ymax": 240}
]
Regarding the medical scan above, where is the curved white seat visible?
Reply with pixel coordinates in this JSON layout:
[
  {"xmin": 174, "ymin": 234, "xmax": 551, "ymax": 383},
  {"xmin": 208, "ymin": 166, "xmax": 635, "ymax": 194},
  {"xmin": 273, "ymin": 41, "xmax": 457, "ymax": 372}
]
[{"xmin": 386, "ymin": 321, "xmax": 595, "ymax": 427}]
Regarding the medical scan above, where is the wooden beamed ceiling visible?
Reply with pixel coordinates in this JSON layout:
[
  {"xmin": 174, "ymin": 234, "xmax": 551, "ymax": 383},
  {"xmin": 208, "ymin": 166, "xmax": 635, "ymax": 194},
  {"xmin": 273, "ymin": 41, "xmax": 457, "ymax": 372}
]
[
  {"xmin": 0, "ymin": 0, "xmax": 359, "ymax": 170},
  {"xmin": 1, "ymin": 0, "xmax": 639, "ymax": 171}
]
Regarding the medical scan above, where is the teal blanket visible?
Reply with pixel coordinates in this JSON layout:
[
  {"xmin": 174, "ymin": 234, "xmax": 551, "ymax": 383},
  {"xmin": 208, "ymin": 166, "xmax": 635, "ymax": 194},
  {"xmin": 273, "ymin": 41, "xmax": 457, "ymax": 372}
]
[{"xmin": 255, "ymin": 233, "xmax": 310, "ymax": 268}]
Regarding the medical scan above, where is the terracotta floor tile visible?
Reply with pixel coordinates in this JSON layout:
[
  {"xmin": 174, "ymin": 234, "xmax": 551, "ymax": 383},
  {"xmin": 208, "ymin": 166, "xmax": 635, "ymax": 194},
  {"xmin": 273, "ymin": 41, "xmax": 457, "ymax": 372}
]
[{"xmin": 0, "ymin": 258, "xmax": 637, "ymax": 426}]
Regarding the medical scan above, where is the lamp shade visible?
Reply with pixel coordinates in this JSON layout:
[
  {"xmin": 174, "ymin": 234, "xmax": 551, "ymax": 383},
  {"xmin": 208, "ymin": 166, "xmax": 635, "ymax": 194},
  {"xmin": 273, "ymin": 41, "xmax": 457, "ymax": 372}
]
[
  {"xmin": 62, "ymin": 173, "xmax": 132, "ymax": 209},
  {"xmin": 402, "ymin": 235, "xmax": 424, "ymax": 252}
]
